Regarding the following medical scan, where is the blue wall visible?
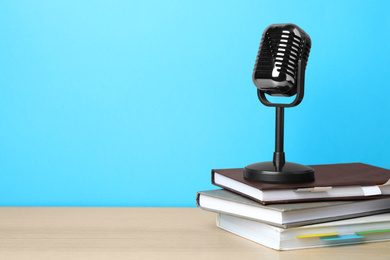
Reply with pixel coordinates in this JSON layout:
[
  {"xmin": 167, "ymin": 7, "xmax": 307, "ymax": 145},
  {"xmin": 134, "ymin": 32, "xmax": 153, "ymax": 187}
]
[{"xmin": 1, "ymin": 1, "xmax": 389, "ymax": 206}]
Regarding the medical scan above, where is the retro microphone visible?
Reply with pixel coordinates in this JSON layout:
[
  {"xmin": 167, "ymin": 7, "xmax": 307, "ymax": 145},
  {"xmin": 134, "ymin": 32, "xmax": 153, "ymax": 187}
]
[{"xmin": 243, "ymin": 23, "xmax": 315, "ymax": 183}]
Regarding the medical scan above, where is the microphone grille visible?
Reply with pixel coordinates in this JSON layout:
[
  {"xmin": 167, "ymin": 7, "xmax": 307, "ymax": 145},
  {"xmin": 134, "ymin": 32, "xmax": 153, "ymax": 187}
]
[{"xmin": 253, "ymin": 24, "xmax": 311, "ymax": 96}]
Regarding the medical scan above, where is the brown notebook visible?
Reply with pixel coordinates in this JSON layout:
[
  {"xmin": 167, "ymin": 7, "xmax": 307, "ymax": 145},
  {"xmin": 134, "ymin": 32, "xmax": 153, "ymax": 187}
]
[{"xmin": 212, "ymin": 163, "xmax": 390, "ymax": 204}]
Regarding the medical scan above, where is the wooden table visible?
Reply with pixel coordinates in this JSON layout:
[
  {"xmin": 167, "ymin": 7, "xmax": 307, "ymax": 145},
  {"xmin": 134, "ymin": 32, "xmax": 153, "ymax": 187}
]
[{"xmin": 0, "ymin": 207, "xmax": 388, "ymax": 259}]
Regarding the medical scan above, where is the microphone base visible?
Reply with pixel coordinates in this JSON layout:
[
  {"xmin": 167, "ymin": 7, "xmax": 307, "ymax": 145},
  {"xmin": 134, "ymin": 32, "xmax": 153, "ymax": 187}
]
[{"xmin": 244, "ymin": 161, "xmax": 315, "ymax": 184}]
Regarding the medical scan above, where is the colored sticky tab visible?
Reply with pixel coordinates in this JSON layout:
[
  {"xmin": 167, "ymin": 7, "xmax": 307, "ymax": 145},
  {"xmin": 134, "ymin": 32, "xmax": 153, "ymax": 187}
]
[
  {"xmin": 320, "ymin": 234, "xmax": 364, "ymax": 241},
  {"xmin": 356, "ymin": 229, "xmax": 390, "ymax": 235},
  {"xmin": 361, "ymin": 186, "xmax": 382, "ymax": 196},
  {"xmin": 297, "ymin": 233, "xmax": 339, "ymax": 238}
]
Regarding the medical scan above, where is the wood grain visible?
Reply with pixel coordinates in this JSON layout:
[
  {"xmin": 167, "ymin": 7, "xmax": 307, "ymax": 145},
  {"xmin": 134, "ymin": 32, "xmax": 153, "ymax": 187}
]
[{"xmin": 0, "ymin": 207, "xmax": 388, "ymax": 260}]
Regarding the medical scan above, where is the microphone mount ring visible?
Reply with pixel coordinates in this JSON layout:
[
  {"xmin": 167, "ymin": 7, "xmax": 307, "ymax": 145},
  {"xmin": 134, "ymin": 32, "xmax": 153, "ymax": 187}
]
[{"xmin": 257, "ymin": 60, "xmax": 305, "ymax": 108}]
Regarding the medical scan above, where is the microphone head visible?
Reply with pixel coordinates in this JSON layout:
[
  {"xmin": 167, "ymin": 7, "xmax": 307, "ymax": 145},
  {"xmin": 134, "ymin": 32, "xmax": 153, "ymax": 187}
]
[{"xmin": 253, "ymin": 24, "xmax": 311, "ymax": 97}]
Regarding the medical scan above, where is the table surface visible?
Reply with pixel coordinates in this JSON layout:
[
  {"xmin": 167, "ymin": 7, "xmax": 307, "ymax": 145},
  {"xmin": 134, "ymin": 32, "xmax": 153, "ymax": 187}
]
[{"xmin": 0, "ymin": 207, "xmax": 389, "ymax": 260}]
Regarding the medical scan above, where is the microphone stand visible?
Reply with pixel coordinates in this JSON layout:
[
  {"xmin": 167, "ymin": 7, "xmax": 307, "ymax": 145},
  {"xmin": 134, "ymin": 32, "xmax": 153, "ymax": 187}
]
[
  {"xmin": 243, "ymin": 60, "xmax": 315, "ymax": 183},
  {"xmin": 274, "ymin": 106, "xmax": 285, "ymax": 172}
]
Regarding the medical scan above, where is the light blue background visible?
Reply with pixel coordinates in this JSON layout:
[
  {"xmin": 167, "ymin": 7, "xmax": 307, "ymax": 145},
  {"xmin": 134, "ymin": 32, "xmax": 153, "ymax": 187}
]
[{"xmin": 1, "ymin": 1, "xmax": 390, "ymax": 206}]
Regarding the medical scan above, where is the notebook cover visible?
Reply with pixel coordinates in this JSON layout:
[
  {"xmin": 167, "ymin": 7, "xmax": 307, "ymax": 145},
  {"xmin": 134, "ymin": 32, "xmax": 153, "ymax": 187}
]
[{"xmin": 211, "ymin": 163, "xmax": 390, "ymax": 204}]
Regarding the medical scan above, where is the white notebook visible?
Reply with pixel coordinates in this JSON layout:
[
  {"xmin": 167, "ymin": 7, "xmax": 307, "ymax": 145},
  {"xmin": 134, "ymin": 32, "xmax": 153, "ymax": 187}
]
[{"xmin": 217, "ymin": 212, "xmax": 390, "ymax": 250}]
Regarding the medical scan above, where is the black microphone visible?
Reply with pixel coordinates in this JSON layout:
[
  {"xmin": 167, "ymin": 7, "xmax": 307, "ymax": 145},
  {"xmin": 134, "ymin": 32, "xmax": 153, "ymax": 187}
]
[
  {"xmin": 253, "ymin": 23, "xmax": 311, "ymax": 97},
  {"xmin": 243, "ymin": 23, "xmax": 315, "ymax": 184}
]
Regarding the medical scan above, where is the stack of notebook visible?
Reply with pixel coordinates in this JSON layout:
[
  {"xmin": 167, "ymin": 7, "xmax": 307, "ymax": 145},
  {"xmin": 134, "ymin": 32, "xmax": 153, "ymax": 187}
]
[{"xmin": 196, "ymin": 163, "xmax": 390, "ymax": 250}]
